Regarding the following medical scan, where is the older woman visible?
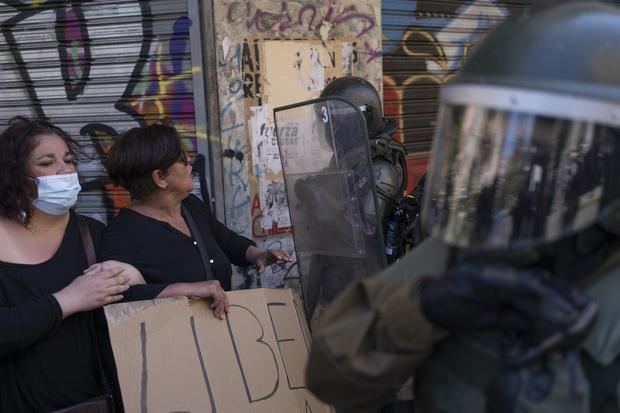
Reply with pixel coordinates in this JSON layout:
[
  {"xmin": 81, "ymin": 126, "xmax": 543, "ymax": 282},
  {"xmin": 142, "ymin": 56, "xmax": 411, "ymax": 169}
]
[
  {"xmin": 0, "ymin": 117, "xmax": 138, "ymax": 412},
  {"xmin": 100, "ymin": 124, "xmax": 291, "ymax": 310}
]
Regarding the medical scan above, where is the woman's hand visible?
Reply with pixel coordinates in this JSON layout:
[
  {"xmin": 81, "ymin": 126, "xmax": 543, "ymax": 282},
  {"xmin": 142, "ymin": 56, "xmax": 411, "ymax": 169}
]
[
  {"xmin": 86, "ymin": 260, "xmax": 145, "ymax": 285},
  {"xmin": 156, "ymin": 280, "xmax": 229, "ymax": 320},
  {"xmin": 191, "ymin": 280, "xmax": 229, "ymax": 320},
  {"xmin": 53, "ymin": 266, "xmax": 131, "ymax": 318},
  {"xmin": 245, "ymin": 245, "xmax": 293, "ymax": 274}
]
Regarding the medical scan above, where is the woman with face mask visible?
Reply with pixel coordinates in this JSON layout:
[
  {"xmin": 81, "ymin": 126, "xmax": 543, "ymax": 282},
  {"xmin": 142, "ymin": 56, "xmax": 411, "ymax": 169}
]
[{"xmin": 0, "ymin": 117, "xmax": 143, "ymax": 412}]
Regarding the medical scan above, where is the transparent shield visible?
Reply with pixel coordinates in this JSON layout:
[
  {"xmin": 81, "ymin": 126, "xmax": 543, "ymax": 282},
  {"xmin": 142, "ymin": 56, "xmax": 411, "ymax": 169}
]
[{"xmin": 274, "ymin": 97, "xmax": 387, "ymax": 319}]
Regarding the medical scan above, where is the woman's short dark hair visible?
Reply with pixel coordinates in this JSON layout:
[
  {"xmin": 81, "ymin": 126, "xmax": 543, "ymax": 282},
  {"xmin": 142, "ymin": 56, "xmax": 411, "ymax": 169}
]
[
  {"xmin": 107, "ymin": 124, "xmax": 183, "ymax": 200},
  {"xmin": 0, "ymin": 116, "xmax": 82, "ymax": 226}
]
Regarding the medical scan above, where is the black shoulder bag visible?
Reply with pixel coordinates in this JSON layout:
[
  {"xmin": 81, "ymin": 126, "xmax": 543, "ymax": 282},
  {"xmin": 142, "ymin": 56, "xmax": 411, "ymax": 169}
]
[{"xmin": 52, "ymin": 216, "xmax": 114, "ymax": 413}]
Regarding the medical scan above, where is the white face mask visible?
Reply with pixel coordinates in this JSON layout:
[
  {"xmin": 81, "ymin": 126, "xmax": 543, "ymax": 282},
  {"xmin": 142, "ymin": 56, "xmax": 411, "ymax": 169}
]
[{"xmin": 33, "ymin": 172, "xmax": 81, "ymax": 215}]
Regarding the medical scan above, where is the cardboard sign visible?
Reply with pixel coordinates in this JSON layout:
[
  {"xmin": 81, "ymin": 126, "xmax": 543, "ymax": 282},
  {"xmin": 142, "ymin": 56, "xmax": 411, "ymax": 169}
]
[{"xmin": 104, "ymin": 289, "xmax": 333, "ymax": 413}]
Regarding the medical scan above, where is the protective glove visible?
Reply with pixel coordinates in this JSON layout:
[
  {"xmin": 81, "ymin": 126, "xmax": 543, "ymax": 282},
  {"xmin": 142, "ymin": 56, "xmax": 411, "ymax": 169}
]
[
  {"xmin": 419, "ymin": 261, "xmax": 597, "ymax": 413},
  {"xmin": 419, "ymin": 261, "xmax": 598, "ymax": 364}
]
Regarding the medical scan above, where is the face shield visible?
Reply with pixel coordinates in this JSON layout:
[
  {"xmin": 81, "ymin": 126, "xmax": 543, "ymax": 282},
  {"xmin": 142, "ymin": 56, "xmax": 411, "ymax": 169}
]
[{"xmin": 422, "ymin": 84, "xmax": 620, "ymax": 250}]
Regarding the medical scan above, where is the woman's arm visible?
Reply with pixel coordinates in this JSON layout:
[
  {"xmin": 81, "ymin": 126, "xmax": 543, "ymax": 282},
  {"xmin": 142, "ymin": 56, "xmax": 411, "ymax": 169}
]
[
  {"xmin": 155, "ymin": 279, "xmax": 229, "ymax": 319},
  {"xmin": 0, "ymin": 296, "xmax": 63, "ymax": 358},
  {"xmin": 99, "ymin": 225, "xmax": 169, "ymax": 301},
  {"xmin": 0, "ymin": 265, "xmax": 130, "ymax": 358},
  {"xmin": 192, "ymin": 195, "xmax": 292, "ymax": 272},
  {"xmin": 52, "ymin": 265, "xmax": 130, "ymax": 318},
  {"xmin": 244, "ymin": 245, "xmax": 292, "ymax": 274},
  {"xmin": 87, "ymin": 261, "xmax": 145, "ymax": 285},
  {"xmin": 187, "ymin": 195, "xmax": 256, "ymax": 266}
]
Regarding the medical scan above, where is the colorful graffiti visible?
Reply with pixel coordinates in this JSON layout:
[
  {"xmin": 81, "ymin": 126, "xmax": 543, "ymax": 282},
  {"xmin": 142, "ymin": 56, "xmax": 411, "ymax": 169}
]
[
  {"xmin": 382, "ymin": 0, "xmax": 522, "ymax": 188},
  {"xmin": 0, "ymin": 0, "xmax": 202, "ymax": 223},
  {"xmin": 218, "ymin": 39, "xmax": 253, "ymax": 234},
  {"xmin": 226, "ymin": 1, "xmax": 381, "ymax": 65},
  {"xmin": 127, "ymin": 16, "xmax": 198, "ymax": 137},
  {"xmin": 227, "ymin": 2, "xmax": 376, "ymax": 38}
]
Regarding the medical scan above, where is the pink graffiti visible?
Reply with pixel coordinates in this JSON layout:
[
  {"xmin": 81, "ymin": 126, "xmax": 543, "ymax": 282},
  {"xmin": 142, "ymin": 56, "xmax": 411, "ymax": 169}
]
[
  {"xmin": 228, "ymin": 2, "xmax": 376, "ymax": 38},
  {"xmin": 297, "ymin": 4, "xmax": 317, "ymax": 31},
  {"xmin": 63, "ymin": 8, "xmax": 87, "ymax": 79},
  {"xmin": 244, "ymin": 5, "xmax": 282, "ymax": 32}
]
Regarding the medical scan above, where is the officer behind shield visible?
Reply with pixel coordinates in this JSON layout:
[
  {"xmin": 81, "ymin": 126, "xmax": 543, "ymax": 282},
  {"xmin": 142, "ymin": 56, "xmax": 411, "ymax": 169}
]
[
  {"xmin": 297, "ymin": 77, "xmax": 399, "ymax": 320},
  {"xmin": 306, "ymin": 2, "xmax": 620, "ymax": 413}
]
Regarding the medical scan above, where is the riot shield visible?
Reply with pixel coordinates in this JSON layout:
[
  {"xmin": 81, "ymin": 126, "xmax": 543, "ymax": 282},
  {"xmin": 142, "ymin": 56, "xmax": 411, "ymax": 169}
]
[{"xmin": 274, "ymin": 97, "xmax": 387, "ymax": 320}]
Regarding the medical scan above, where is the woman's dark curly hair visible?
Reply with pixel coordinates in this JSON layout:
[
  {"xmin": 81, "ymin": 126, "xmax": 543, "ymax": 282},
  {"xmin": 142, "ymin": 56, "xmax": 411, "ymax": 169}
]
[
  {"xmin": 0, "ymin": 116, "xmax": 84, "ymax": 226},
  {"xmin": 106, "ymin": 124, "xmax": 183, "ymax": 200}
]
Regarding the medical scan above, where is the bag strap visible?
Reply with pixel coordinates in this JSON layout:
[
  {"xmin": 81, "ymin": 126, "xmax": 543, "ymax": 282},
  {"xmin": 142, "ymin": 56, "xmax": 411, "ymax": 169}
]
[
  {"xmin": 76, "ymin": 214, "xmax": 96, "ymax": 267},
  {"xmin": 75, "ymin": 214, "xmax": 115, "ymax": 412},
  {"xmin": 182, "ymin": 204, "xmax": 214, "ymax": 281}
]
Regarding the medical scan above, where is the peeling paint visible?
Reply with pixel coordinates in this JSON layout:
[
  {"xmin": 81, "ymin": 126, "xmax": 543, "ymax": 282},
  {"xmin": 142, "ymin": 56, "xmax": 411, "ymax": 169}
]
[
  {"xmin": 222, "ymin": 35, "xmax": 231, "ymax": 60},
  {"xmin": 308, "ymin": 47, "xmax": 324, "ymax": 90},
  {"xmin": 319, "ymin": 20, "xmax": 332, "ymax": 43},
  {"xmin": 341, "ymin": 42, "xmax": 353, "ymax": 76}
]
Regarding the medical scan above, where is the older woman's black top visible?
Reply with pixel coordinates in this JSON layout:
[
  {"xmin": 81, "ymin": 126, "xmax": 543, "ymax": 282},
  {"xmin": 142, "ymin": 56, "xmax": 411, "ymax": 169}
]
[
  {"xmin": 100, "ymin": 194, "xmax": 256, "ymax": 291},
  {"xmin": 0, "ymin": 213, "xmax": 117, "ymax": 412}
]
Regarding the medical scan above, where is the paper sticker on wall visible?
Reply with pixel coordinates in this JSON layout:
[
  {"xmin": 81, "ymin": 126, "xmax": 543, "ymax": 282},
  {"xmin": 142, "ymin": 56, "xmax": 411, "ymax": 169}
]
[
  {"xmin": 307, "ymin": 47, "xmax": 325, "ymax": 91},
  {"xmin": 250, "ymin": 105, "xmax": 291, "ymax": 231},
  {"xmin": 261, "ymin": 180, "xmax": 290, "ymax": 230}
]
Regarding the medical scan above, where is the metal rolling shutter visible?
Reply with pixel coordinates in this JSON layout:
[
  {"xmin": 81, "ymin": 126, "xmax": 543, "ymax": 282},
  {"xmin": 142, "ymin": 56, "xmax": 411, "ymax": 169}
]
[
  {"xmin": 0, "ymin": 0, "xmax": 207, "ymax": 223},
  {"xmin": 382, "ymin": 0, "xmax": 532, "ymax": 187},
  {"xmin": 382, "ymin": 0, "xmax": 620, "ymax": 187}
]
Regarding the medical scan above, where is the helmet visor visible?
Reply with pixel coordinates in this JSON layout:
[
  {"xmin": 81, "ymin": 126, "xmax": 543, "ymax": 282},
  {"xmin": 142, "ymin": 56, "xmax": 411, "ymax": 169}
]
[{"xmin": 422, "ymin": 103, "xmax": 620, "ymax": 250}]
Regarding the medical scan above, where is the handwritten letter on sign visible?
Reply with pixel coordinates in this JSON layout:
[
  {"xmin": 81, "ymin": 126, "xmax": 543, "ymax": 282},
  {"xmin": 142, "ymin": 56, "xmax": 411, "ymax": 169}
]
[{"xmin": 104, "ymin": 289, "xmax": 332, "ymax": 413}]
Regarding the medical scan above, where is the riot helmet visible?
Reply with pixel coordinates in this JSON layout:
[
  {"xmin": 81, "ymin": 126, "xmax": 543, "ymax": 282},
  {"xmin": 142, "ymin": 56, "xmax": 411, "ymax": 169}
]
[
  {"xmin": 422, "ymin": 1, "xmax": 620, "ymax": 251},
  {"xmin": 319, "ymin": 77, "xmax": 404, "ymax": 222},
  {"xmin": 321, "ymin": 76, "xmax": 383, "ymax": 137}
]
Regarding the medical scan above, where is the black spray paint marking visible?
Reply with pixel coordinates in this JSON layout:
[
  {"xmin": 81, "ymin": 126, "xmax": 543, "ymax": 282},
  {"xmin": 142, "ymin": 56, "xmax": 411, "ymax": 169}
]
[
  {"xmin": 267, "ymin": 302, "xmax": 305, "ymax": 390},
  {"xmin": 292, "ymin": 299, "xmax": 311, "ymax": 352},
  {"xmin": 190, "ymin": 316, "xmax": 217, "ymax": 413},
  {"xmin": 140, "ymin": 321, "xmax": 148, "ymax": 413},
  {"xmin": 225, "ymin": 304, "xmax": 279, "ymax": 403}
]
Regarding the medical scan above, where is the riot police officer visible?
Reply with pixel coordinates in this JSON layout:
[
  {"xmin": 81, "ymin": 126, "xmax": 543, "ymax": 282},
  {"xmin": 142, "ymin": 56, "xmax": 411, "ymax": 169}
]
[
  {"xmin": 306, "ymin": 2, "xmax": 620, "ymax": 412},
  {"xmin": 290, "ymin": 76, "xmax": 409, "ymax": 320}
]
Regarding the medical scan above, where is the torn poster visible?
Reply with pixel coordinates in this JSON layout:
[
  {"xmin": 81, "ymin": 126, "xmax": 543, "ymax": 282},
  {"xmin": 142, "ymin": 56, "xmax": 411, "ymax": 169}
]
[
  {"xmin": 261, "ymin": 40, "xmax": 356, "ymax": 110},
  {"xmin": 250, "ymin": 105, "xmax": 291, "ymax": 231}
]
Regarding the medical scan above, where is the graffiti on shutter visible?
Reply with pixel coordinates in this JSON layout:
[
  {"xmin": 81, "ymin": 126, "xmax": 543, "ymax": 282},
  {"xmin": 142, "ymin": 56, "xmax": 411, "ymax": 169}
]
[
  {"xmin": 382, "ymin": 0, "xmax": 531, "ymax": 189},
  {"xmin": 0, "ymin": 0, "xmax": 202, "ymax": 223}
]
